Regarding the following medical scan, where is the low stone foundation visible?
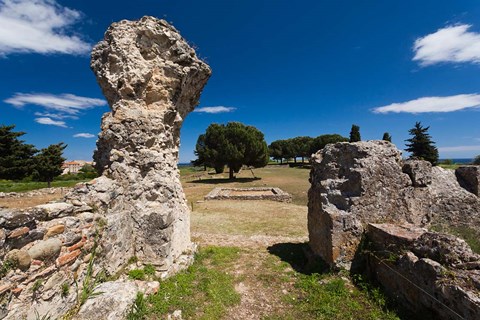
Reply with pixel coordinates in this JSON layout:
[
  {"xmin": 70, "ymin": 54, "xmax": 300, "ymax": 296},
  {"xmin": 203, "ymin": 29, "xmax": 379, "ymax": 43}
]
[{"xmin": 204, "ymin": 187, "xmax": 292, "ymax": 202}]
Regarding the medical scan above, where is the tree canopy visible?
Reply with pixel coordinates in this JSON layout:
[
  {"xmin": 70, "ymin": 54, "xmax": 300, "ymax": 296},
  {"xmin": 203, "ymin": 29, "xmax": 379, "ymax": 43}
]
[
  {"xmin": 194, "ymin": 122, "xmax": 269, "ymax": 179},
  {"xmin": 349, "ymin": 124, "xmax": 361, "ymax": 142},
  {"xmin": 0, "ymin": 125, "xmax": 68, "ymax": 185},
  {"xmin": 0, "ymin": 125, "xmax": 38, "ymax": 180},
  {"xmin": 473, "ymin": 155, "xmax": 480, "ymax": 165},
  {"xmin": 382, "ymin": 132, "xmax": 392, "ymax": 142},
  {"xmin": 405, "ymin": 122, "xmax": 439, "ymax": 165},
  {"xmin": 310, "ymin": 134, "xmax": 348, "ymax": 155},
  {"xmin": 33, "ymin": 143, "xmax": 67, "ymax": 187},
  {"xmin": 268, "ymin": 134, "xmax": 348, "ymax": 163}
]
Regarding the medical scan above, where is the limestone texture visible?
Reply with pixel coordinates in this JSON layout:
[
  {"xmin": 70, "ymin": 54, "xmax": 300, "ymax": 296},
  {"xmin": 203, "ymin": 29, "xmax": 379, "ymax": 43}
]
[
  {"xmin": 308, "ymin": 140, "xmax": 480, "ymax": 269},
  {"xmin": 27, "ymin": 238, "xmax": 62, "ymax": 261},
  {"xmin": 82, "ymin": 16, "xmax": 210, "ymax": 275},
  {"xmin": 456, "ymin": 165, "xmax": 480, "ymax": 196},
  {"xmin": 74, "ymin": 281, "xmax": 141, "ymax": 320},
  {"xmin": 365, "ymin": 223, "xmax": 479, "ymax": 320},
  {"xmin": 5, "ymin": 249, "xmax": 31, "ymax": 271}
]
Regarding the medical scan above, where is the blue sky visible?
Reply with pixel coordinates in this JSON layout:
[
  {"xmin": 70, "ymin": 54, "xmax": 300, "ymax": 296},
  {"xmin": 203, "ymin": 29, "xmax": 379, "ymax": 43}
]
[{"xmin": 1, "ymin": 0, "xmax": 480, "ymax": 162}]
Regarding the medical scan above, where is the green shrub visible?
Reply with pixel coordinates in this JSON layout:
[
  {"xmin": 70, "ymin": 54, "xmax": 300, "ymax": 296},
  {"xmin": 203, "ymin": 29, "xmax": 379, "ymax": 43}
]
[
  {"xmin": 128, "ymin": 269, "xmax": 145, "ymax": 280},
  {"xmin": 473, "ymin": 155, "xmax": 480, "ymax": 165},
  {"xmin": 144, "ymin": 264, "xmax": 155, "ymax": 276}
]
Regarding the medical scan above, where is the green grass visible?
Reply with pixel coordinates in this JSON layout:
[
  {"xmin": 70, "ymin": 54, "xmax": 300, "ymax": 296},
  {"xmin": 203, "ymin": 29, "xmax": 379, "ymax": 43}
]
[
  {"xmin": 145, "ymin": 246, "xmax": 241, "ymax": 319},
  {"xmin": 0, "ymin": 180, "xmax": 88, "ymax": 192},
  {"xmin": 126, "ymin": 292, "xmax": 147, "ymax": 320},
  {"xmin": 128, "ymin": 269, "xmax": 146, "ymax": 281},
  {"xmin": 260, "ymin": 244, "xmax": 399, "ymax": 320},
  {"xmin": 293, "ymin": 274, "xmax": 399, "ymax": 320},
  {"xmin": 437, "ymin": 163, "xmax": 461, "ymax": 170}
]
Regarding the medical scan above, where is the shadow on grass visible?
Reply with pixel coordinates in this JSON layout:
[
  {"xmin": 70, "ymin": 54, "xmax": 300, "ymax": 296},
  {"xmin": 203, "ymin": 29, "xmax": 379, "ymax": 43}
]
[
  {"xmin": 267, "ymin": 242, "xmax": 329, "ymax": 275},
  {"xmin": 187, "ymin": 177, "xmax": 261, "ymax": 184}
]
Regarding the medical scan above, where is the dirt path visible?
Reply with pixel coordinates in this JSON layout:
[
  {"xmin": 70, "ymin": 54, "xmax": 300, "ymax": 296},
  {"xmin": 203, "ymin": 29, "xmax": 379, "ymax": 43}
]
[
  {"xmin": 193, "ymin": 232, "xmax": 307, "ymax": 319},
  {"xmin": 192, "ymin": 232, "xmax": 307, "ymax": 249}
]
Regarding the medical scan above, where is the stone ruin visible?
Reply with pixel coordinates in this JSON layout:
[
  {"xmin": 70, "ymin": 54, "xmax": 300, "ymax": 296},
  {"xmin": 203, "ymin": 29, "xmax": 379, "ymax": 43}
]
[
  {"xmin": 204, "ymin": 187, "xmax": 292, "ymax": 202},
  {"xmin": 308, "ymin": 140, "xmax": 480, "ymax": 318},
  {"xmin": 83, "ymin": 15, "xmax": 210, "ymax": 276},
  {"xmin": 0, "ymin": 16, "xmax": 211, "ymax": 319}
]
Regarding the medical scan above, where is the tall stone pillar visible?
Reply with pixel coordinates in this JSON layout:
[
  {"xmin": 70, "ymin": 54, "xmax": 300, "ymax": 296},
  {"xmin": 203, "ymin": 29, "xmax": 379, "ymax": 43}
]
[{"xmin": 89, "ymin": 16, "xmax": 211, "ymax": 275}]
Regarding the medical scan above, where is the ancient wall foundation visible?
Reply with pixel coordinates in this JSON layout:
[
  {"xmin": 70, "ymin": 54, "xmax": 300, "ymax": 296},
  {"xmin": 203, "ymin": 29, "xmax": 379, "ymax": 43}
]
[
  {"xmin": 365, "ymin": 223, "xmax": 480, "ymax": 320},
  {"xmin": 204, "ymin": 187, "xmax": 292, "ymax": 202}
]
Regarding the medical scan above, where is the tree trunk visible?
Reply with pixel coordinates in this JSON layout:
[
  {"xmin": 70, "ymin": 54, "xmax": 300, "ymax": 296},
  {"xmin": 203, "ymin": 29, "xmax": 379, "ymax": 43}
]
[
  {"xmin": 280, "ymin": 159, "xmax": 283, "ymax": 164},
  {"xmin": 47, "ymin": 180, "xmax": 51, "ymax": 188},
  {"xmin": 302, "ymin": 156, "xmax": 304, "ymax": 163},
  {"xmin": 229, "ymin": 167, "xmax": 235, "ymax": 179},
  {"xmin": 203, "ymin": 164, "xmax": 207, "ymax": 171},
  {"xmin": 294, "ymin": 157, "xmax": 297, "ymax": 163}
]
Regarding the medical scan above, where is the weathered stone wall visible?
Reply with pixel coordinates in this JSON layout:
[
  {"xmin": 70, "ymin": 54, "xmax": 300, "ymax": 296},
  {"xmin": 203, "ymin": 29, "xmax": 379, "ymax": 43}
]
[
  {"xmin": 85, "ymin": 16, "xmax": 211, "ymax": 275},
  {"xmin": 0, "ymin": 16, "xmax": 211, "ymax": 319},
  {"xmin": 308, "ymin": 141, "xmax": 480, "ymax": 269},
  {"xmin": 365, "ymin": 223, "xmax": 480, "ymax": 320}
]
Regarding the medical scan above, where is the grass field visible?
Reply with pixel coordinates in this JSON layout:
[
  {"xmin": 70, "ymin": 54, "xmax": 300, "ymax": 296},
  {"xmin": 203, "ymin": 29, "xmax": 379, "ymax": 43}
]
[
  {"xmin": 181, "ymin": 165, "xmax": 311, "ymax": 206},
  {"xmin": 0, "ymin": 179, "xmax": 87, "ymax": 193}
]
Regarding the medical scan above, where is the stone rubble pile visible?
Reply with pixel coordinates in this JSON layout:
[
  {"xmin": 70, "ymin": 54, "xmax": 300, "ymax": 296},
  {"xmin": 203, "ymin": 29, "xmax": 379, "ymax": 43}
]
[
  {"xmin": 366, "ymin": 223, "xmax": 480, "ymax": 320},
  {"xmin": 0, "ymin": 200, "xmax": 97, "ymax": 319},
  {"xmin": 308, "ymin": 140, "xmax": 480, "ymax": 269},
  {"xmin": 307, "ymin": 140, "xmax": 480, "ymax": 318}
]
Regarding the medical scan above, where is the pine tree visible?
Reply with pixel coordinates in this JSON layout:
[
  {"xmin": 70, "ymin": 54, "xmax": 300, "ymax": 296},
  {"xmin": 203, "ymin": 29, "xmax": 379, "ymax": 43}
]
[
  {"xmin": 268, "ymin": 140, "xmax": 284, "ymax": 164},
  {"xmin": 33, "ymin": 143, "xmax": 67, "ymax": 187},
  {"xmin": 382, "ymin": 132, "xmax": 392, "ymax": 142},
  {"xmin": 310, "ymin": 134, "xmax": 349, "ymax": 154},
  {"xmin": 349, "ymin": 125, "xmax": 361, "ymax": 142},
  {"xmin": 196, "ymin": 122, "xmax": 269, "ymax": 179},
  {"xmin": 0, "ymin": 125, "xmax": 37, "ymax": 180},
  {"xmin": 192, "ymin": 134, "xmax": 207, "ymax": 170},
  {"xmin": 405, "ymin": 122, "xmax": 439, "ymax": 165}
]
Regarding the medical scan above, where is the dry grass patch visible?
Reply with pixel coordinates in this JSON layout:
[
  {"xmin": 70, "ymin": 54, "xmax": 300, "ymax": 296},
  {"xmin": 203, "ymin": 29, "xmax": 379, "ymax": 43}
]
[
  {"xmin": 181, "ymin": 166, "xmax": 310, "ymax": 205},
  {"xmin": 0, "ymin": 189, "xmax": 66, "ymax": 209},
  {"xmin": 191, "ymin": 200, "xmax": 307, "ymax": 238}
]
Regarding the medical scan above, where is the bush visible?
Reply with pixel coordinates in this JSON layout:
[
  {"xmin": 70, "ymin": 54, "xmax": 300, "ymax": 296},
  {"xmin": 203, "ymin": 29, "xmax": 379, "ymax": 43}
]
[
  {"xmin": 473, "ymin": 155, "xmax": 480, "ymax": 165},
  {"xmin": 439, "ymin": 159, "xmax": 453, "ymax": 165}
]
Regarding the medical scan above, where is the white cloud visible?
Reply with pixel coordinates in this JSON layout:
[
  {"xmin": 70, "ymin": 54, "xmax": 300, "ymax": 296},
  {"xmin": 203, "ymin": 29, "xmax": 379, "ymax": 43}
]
[
  {"xmin": 5, "ymin": 93, "xmax": 107, "ymax": 115},
  {"xmin": 413, "ymin": 24, "xmax": 480, "ymax": 66},
  {"xmin": 0, "ymin": 0, "xmax": 91, "ymax": 55},
  {"xmin": 73, "ymin": 133, "xmax": 95, "ymax": 138},
  {"xmin": 372, "ymin": 94, "xmax": 480, "ymax": 114},
  {"xmin": 438, "ymin": 145, "xmax": 480, "ymax": 153},
  {"xmin": 193, "ymin": 106, "xmax": 236, "ymax": 114},
  {"xmin": 35, "ymin": 117, "xmax": 67, "ymax": 127},
  {"xmin": 34, "ymin": 112, "xmax": 78, "ymax": 120}
]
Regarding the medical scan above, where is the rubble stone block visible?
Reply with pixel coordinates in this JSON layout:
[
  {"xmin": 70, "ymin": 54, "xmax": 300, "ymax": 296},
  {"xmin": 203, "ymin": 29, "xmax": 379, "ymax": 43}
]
[
  {"xmin": 455, "ymin": 165, "xmax": 480, "ymax": 196},
  {"xmin": 402, "ymin": 159, "xmax": 432, "ymax": 187}
]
